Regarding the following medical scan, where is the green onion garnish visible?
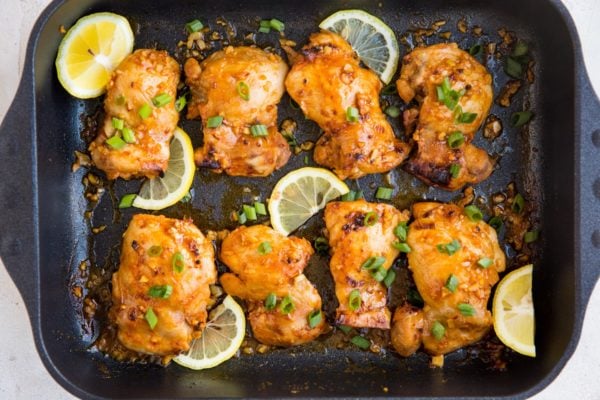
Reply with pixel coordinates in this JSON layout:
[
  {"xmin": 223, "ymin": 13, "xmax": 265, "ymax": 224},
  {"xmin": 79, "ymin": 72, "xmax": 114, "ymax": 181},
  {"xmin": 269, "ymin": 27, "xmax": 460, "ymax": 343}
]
[
  {"xmin": 447, "ymin": 131, "xmax": 465, "ymax": 148},
  {"xmin": 457, "ymin": 111, "xmax": 478, "ymax": 124},
  {"xmin": 237, "ymin": 81, "xmax": 250, "ymax": 101},
  {"xmin": 175, "ymin": 95, "xmax": 187, "ymax": 112},
  {"xmin": 186, "ymin": 19, "xmax": 203, "ymax": 33},
  {"xmin": 371, "ymin": 266, "xmax": 388, "ymax": 282},
  {"xmin": 250, "ymin": 124, "xmax": 268, "ymax": 137},
  {"xmin": 511, "ymin": 111, "xmax": 533, "ymax": 127},
  {"xmin": 279, "ymin": 295, "xmax": 294, "ymax": 314},
  {"xmin": 437, "ymin": 239, "xmax": 461, "ymax": 256},
  {"xmin": 383, "ymin": 269, "xmax": 396, "ymax": 288},
  {"xmin": 148, "ymin": 245, "xmax": 163, "ymax": 257},
  {"xmin": 148, "ymin": 284, "xmax": 173, "ymax": 299},
  {"xmin": 512, "ymin": 193, "xmax": 525, "ymax": 214},
  {"xmin": 392, "ymin": 242, "xmax": 412, "ymax": 253},
  {"xmin": 375, "ymin": 186, "xmax": 393, "ymax": 200},
  {"xmin": 238, "ymin": 211, "xmax": 247, "ymax": 225},
  {"xmin": 258, "ymin": 20, "xmax": 271, "ymax": 33},
  {"xmin": 304, "ymin": 155, "xmax": 309, "ymax": 165},
  {"xmin": 445, "ymin": 274, "xmax": 459, "ymax": 293},
  {"xmin": 152, "ymin": 93, "xmax": 172, "ymax": 108},
  {"xmin": 364, "ymin": 211, "xmax": 379, "ymax": 226},
  {"xmin": 524, "ymin": 230, "xmax": 539, "ymax": 243},
  {"xmin": 505, "ymin": 57, "xmax": 523, "ymax": 79},
  {"xmin": 469, "ymin": 44, "xmax": 483, "ymax": 57},
  {"xmin": 145, "ymin": 307, "xmax": 158, "ymax": 330},
  {"xmin": 431, "ymin": 321, "xmax": 445, "ymax": 340},
  {"xmin": 264, "ymin": 293, "xmax": 277, "ymax": 310},
  {"xmin": 118, "ymin": 194, "xmax": 136, "ymax": 208},
  {"xmin": 138, "ymin": 103, "xmax": 152, "ymax": 120},
  {"xmin": 458, "ymin": 303, "xmax": 476, "ymax": 316},
  {"xmin": 436, "ymin": 77, "xmax": 463, "ymax": 110},
  {"xmin": 180, "ymin": 191, "xmax": 192, "ymax": 203},
  {"xmin": 488, "ymin": 216, "xmax": 503, "ymax": 231},
  {"xmin": 106, "ymin": 135, "xmax": 126, "ymax": 150},
  {"xmin": 351, "ymin": 335, "xmax": 371, "ymax": 350},
  {"xmin": 512, "ymin": 41, "xmax": 529, "ymax": 57},
  {"xmin": 449, "ymin": 163, "xmax": 461, "ymax": 179},
  {"xmin": 348, "ymin": 289, "xmax": 361, "ymax": 311},
  {"xmin": 361, "ymin": 256, "xmax": 386, "ymax": 271},
  {"xmin": 207, "ymin": 115, "xmax": 223, "ymax": 128},
  {"xmin": 341, "ymin": 190, "xmax": 357, "ymax": 201},
  {"xmin": 172, "ymin": 252, "xmax": 185, "ymax": 273},
  {"xmin": 385, "ymin": 106, "xmax": 400, "ymax": 118},
  {"xmin": 408, "ymin": 289, "xmax": 424, "ymax": 308},
  {"xmin": 346, "ymin": 106, "xmax": 359, "ymax": 123},
  {"xmin": 112, "ymin": 117, "xmax": 124, "ymax": 130},
  {"xmin": 269, "ymin": 18, "xmax": 285, "ymax": 32},
  {"xmin": 478, "ymin": 257, "xmax": 493, "ymax": 269},
  {"xmin": 243, "ymin": 204, "xmax": 257, "ymax": 221},
  {"xmin": 464, "ymin": 205, "xmax": 483, "ymax": 222},
  {"xmin": 307, "ymin": 310, "xmax": 322, "ymax": 328},
  {"xmin": 122, "ymin": 127, "xmax": 135, "ymax": 143},
  {"xmin": 382, "ymin": 84, "xmax": 397, "ymax": 95},
  {"xmin": 258, "ymin": 241, "xmax": 272, "ymax": 255},
  {"xmin": 338, "ymin": 325, "xmax": 352, "ymax": 334},
  {"xmin": 254, "ymin": 202, "xmax": 267, "ymax": 216},
  {"xmin": 314, "ymin": 237, "xmax": 329, "ymax": 254},
  {"xmin": 394, "ymin": 222, "xmax": 408, "ymax": 242}
]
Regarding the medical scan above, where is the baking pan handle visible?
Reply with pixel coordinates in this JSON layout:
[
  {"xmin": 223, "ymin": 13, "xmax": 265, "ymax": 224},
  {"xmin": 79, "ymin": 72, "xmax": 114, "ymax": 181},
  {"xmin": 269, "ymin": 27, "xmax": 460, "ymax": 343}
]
[
  {"xmin": 578, "ymin": 66, "xmax": 600, "ymax": 307},
  {"xmin": 0, "ymin": 72, "xmax": 38, "ymax": 315}
]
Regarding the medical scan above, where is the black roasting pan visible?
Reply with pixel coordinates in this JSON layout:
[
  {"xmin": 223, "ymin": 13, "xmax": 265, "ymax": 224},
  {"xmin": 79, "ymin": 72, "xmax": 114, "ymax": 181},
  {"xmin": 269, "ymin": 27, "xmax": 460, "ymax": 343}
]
[{"xmin": 1, "ymin": 0, "xmax": 599, "ymax": 398}]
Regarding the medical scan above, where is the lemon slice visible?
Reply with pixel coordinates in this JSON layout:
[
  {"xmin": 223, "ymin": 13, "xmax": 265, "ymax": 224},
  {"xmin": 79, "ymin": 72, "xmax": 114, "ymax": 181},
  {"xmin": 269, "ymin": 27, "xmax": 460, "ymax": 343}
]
[
  {"xmin": 492, "ymin": 264, "xmax": 536, "ymax": 357},
  {"xmin": 174, "ymin": 295, "xmax": 246, "ymax": 370},
  {"xmin": 319, "ymin": 9, "xmax": 399, "ymax": 84},
  {"xmin": 55, "ymin": 12, "xmax": 134, "ymax": 98},
  {"xmin": 132, "ymin": 128, "xmax": 195, "ymax": 210},
  {"xmin": 269, "ymin": 167, "xmax": 349, "ymax": 235}
]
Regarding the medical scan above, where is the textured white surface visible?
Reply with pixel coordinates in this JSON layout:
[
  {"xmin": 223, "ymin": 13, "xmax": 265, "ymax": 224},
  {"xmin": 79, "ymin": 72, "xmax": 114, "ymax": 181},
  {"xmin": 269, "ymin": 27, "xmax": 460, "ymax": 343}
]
[{"xmin": 0, "ymin": 0, "xmax": 599, "ymax": 398}]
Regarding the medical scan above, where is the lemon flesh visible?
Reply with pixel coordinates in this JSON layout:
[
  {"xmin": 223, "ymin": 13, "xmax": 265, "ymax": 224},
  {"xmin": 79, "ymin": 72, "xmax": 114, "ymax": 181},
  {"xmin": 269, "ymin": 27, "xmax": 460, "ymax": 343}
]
[
  {"xmin": 132, "ymin": 128, "xmax": 195, "ymax": 211},
  {"xmin": 268, "ymin": 167, "xmax": 349, "ymax": 235},
  {"xmin": 173, "ymin": 296, "xmax": 246, "ymax": 370},
  {"xmin": 55, "ymin": 12, "xmax": 134, "ymax": 98},
  {"xmin": 492, "ymin": 264, "xmax": 536, "ymax": 357},
  {"xmin": 319, "ymin": 9, "xmax": 399, "ymax": 84}
]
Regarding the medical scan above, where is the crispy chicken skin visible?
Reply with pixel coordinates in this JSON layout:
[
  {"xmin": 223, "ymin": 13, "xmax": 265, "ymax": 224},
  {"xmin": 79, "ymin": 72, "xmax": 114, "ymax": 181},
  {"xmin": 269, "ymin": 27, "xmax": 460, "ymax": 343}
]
[
  {"xmin": 396, "ymin": 43, "xmax": 494, "ymax": 191},
  {"xmin": 110, "ymin": 214, "xmax": 217, "ymax": 357},
  {"xmin": 89, "ymin": 49, "xmax": 180, "ymax": 180},
  {"xmin": 324, "ymin": 200, "xmax": 410, "ymax": 329},
  {"xmin": 391, "ymin": 202, "xmax": 505, "ymax": 356},
  {"xmin": 285, "ymin": 31, "xmax": 410, "ymax": 180},
  {"xmin": 219, "ymin": 225, "xmax": 327, "ymax": 346},
  {"xmin": 185, "ymin": 47, "xmax": 291, "ymax": 176}
]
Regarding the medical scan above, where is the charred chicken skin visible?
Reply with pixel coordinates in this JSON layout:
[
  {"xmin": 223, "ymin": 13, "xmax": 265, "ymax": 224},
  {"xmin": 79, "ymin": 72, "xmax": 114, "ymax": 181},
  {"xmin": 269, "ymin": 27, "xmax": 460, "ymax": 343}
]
[
  {"xmin": 219, "ymin": 225, "xmax": 327, "ymax": 346},
  {"xmin": 396, "ymin": 43, "xmax": 494, "ymax": 191},
  {"xmin": 185, "ymin": 46, "xmax": 291, "ymax": 176},
  {"xmin": 89, "ymin": 49, "xmax": 180, "ymax": 180},
  {"xmin": 285, "ymin": 31, "xmax": 410, "ymax": 180},
  {"xmin": 110, "ymin": 214, "xmax": 217, "ymax": 357},
  {"xmin": 391, "ymin": 202, "xmax": 505, "ymax": 356}
]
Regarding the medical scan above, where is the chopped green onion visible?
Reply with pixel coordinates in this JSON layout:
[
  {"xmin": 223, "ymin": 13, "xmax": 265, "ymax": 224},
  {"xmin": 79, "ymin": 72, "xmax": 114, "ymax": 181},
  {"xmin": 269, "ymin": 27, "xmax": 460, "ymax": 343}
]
[
  {"xmin": 524, "ymin": 230, "xmax": 539, "ymax": 243},
  {"xmin": 464, "ymin": 205, "xmax": 483, "ymax": 222},
  {"xmin": 431, "ymin": 321, "xmax": 445, "ymax": 340},
  {"xmin": 243, "ymin": 204, "xmax": 257, "ymax": 221},
  {"xmin": 269, "ymin": 18, "xmax": 285, "ymax": 32},
  {"xmin": 106, "ymin": 135, "xmax": 126, "ymax": 150},
  {"xmin": 341, "ymin": 190, "xmax": 357, "ymax": 201},
  {"xmin": 512, "ymin": 193, "xmax": 525, "ymax": 214},
  {"xmin": 383, "ymin": 269, "xmax": 396, "ymax": 288},
  {"xmin": 304, "ymin": 155, "xmax": 309, "ymax": 165},
  {"xmin": 314, "ymin": 237, "xmax": 329, "ymax": 254},
  {"xmin": 118, "ymin": 194, "xmax": 136, "ymax": 208},
  {"xmin": 449, "ymin": 163, "xmax": 461, "ymax": 179},
  {"xmin": 447, "ymin": 131, "xmax": 465, "ymax": 148},
  {"xmin": 264, "ymin": 293, "xmax": 277, "ymax": 310},
  {"xmin": 392, "ymin": 242, "xmax": 412, "ymax": 253},
  {"xmin": 394, "ymin": 222, "xmax": 408, "ymax": 242},
  {"xmin": 469, "ymin": 43, "xmax": 483, "ymax": 57},
  {"xmin": 207, "ymin": 115, "xmax": 223, "ymax": 128},
  {"xmin": 138, "ymin": 103, "xmax": 152, "ymax": 120},
  {"xmin": 338, "ymin": 325, "xmax": 352, "ymax": 334},
  {"xmin": 250, "ymin": 124, "xmax": 268, "ymax": 137},
  {"xmin": 436, "ymin": 77, "xmax": 462, "ymax": 110},
  {"xmin": 122, "ymin": 127, "xmax": 135, "ymax": 143},
  {"xmin": 279, "ymin": 295, "xmax": 294, "ymax": 314},
  {"xmin": 385, "ymin": 106, "xmax": 401, "ymax": 118},
  {"xmin": 505, "ymin": 57, "xmax": 523, "ymax": 79},
  {"xmin": 408, "ymin": 289, "xmax": 424, "ymax": 308},
  {"xmin": 152, "ymin": 93, "xmax": 172, "ymax": 107},
  {"xmin": 375, "ymin": 186, "xmax": 393, "ymax": 200},
  {"xmin": 512, "ymin": 41, "xmax": 529, "ymax": 57},
  {"xmin": 348, "ymin": 289, "xmax": 361, "ymax": 311},
  {"xmin": 175, "ymin": 95, "xmax": 187, "ymax": 112},
  {"xmin": 382, "ymin": 84, "xmax": 397, "ymax": 95},
  {"xmin": 511, "ymin": 111, "xmax": 533, "ymax": 127},
  {"xmin": 237, "ymin": 211, "xmax": 247, "ymax": 225},
  {"xmin": 180, "ymin": 191, "xmax": 192, "ymax": 203},
  {"xmin": 148, "ymin": 245, "xmax": 163, "ymax": 257},
  {"xmin": 458, "ymin": 303, "xmax": 476, "ymax": 316},
  {"xmin": 237, "ymin": 81, "xmax": 250, "ymax": 101},
  {"xmin": 307, "ymin": 309, "xmax": 322, "ymax": 328},
  {"xmin": 370, "ymin": 266, "xmax": 388, "ymax": 282},
  {"xmin": 457, "ymin": 111, "xmax": 478, "ymax": 124},
  {"xmin": 145, "ymin": 307, "xmax": 158, "ymax": 330},
  {"xmin": 112, "ymin": 117, "xmax": 124, "ymax": 130},
  {"xmin": 364, "ymin": 211, "xmax": 379, "ymax": 226},
  {"xmin": 477, "ymin": 257, "xmax": 493, "ymax": 269},
  {"xmin": 488, "ymin": 216, "xmax": 503, "ymax": 231},
  {"xmin": 351, "ymin": 335, "xmax": 371, "ymax": 350},
  {"xmin": 346, "ymin": 106, "xmax": 360, "ymax": 122},
  {"xmin": 258, "ymin": 241, "xmax": 272, "ymax": 255},
  {"xmin": 186, "ymin": 19, "xmax": 203, "ymax": 33},
  {"xmin": 258, "ymin": 21, "xmax": 271, "ymax": 33},
  {"xmin": 445, "ymin": 274, "xmax": 459, "ymax": 293},
  {"xmin": 437, "ymin": 239, "xmax": 461, "ymax": 256},
  {"xmin": 172, "ymin": 252, "xmax": 185, "ymax": 273},
  {"xmin": 148, "ymin": 284, "xmax": 173, "ymax": 299},
  {"xmin": 254, "ymin": 202, "xmax": 267, "ymax": 216},
  {"xmin": 361, "ymin": 256, "xmax": 386, "ymax": 271}
]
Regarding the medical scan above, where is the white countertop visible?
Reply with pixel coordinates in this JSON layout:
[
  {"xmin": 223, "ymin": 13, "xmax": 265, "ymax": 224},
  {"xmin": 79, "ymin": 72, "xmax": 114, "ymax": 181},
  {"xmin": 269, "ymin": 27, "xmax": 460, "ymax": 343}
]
[{"xmin": 1, "ymin": 0, "xmax": 599, "ymax": 398}]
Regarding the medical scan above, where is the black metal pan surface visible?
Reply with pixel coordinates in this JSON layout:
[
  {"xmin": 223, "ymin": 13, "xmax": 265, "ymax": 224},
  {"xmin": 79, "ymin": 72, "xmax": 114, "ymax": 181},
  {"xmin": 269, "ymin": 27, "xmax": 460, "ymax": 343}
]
[{"xmin": 0, "ymin": 0, "xmax": 599, "ymax": 398}]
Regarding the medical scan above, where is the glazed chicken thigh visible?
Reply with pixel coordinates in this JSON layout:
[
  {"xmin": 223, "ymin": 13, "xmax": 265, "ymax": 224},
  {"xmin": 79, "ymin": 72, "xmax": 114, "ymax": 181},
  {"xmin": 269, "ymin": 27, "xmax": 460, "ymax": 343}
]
[
  {"xmin": 110, "ymin": 214, "xmax": 217, "ymax": 357},
  {"xmin": 391, "ymin": 202, "xmax": 505, "ymax": 356},
  {"xmin": 89, "ymin": 49, "xmax": 180, "ymax": 180},
  {"xmin": 285, "ymin": 31, "xmax": 410, "ymax": 179},
  {"xmin": 324, "ymin": 200, "xmax": 410, "ymax": 329},
  {"xmin": 185, "ymin": 46, "xmax": 291, "ymax": 176},
  {"xmin": 219, "ymin": 225, "xmax": 327, "ymax": 346},
  {"xmin": 396, "ymin": 43, "xmax": 494, "ymax": 191}
]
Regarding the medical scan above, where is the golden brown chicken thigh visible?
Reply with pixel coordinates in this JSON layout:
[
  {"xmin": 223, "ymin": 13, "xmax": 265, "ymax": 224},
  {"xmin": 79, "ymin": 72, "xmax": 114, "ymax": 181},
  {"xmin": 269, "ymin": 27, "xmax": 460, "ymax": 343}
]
[
  {"xmin": 396, "ymin": 43, "xmax": 494, "ymax": 191},
  {"xmin": 391, "ymin": 202, "xmax": 505, "ymax": 356},
  {"xmin": 89, "ymin": 49, "xmax": 180, "ymax": 180},
  {"xmin": 285, "ymin": 31, "xmax": 410, "ymax": 180},
  {"xmin": 324, "ymin": 200, "xmax": 410, "ymax": 329},
  {"xmin": 110, "ymin": 214, "xmax": 217, "ymax": 357},
  {"xmin": 219, "ymin": 225, "xmax": 327, "ymax": 346},
  {"xmin": 185, "ymin": 47, "xmax": 291, "ymax": 176}
]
